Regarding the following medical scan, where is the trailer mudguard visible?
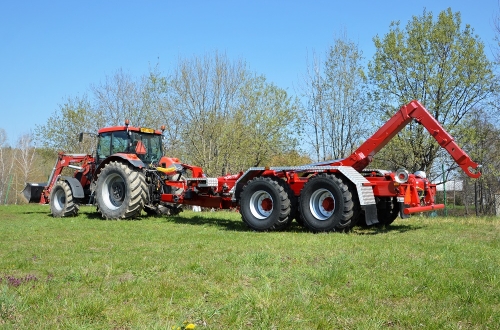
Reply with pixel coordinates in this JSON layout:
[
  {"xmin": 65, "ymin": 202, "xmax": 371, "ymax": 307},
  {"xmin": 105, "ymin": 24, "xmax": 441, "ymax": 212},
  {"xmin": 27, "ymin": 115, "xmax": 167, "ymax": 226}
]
[{"xmin": 59, "ymin": 176, "xmax": 85, "ymax": 199}]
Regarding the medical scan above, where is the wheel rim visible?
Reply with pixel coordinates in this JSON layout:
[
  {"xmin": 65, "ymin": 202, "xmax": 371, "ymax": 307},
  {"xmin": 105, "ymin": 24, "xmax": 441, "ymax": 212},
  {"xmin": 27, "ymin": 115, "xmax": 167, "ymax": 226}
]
[
  {"xmin": 53, "ymin": 188, "xmax": 66, "ymax": 211},
  {"xmin": 102, "ymin": 173, "xmax": 126, "ymax": 210},
  {"xmin": 249, "ymin": 190, "xmax": 273, "ymax": 220},
  {"xmin": 309, "ymin": 188, "xmax": 335, "ymax": 220}
]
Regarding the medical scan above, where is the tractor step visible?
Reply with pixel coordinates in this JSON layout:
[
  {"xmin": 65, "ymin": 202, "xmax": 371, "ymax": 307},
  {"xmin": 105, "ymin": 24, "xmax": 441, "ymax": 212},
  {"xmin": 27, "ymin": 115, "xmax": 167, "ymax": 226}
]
[{"xmin": 22, "ymin": 183, "xmax": 46, "ymax": 203}]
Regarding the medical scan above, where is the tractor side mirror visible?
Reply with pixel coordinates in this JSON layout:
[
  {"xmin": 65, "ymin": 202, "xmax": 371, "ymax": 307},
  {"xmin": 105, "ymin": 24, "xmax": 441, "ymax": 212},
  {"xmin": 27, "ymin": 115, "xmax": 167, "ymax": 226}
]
[{"xmin": 78, "ymin": 132, "xmax": 84, "ymax": 142}]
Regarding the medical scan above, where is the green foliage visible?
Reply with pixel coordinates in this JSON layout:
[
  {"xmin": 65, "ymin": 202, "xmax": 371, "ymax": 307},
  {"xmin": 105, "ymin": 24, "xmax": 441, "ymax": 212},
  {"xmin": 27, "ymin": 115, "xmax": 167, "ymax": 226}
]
[
  {"xmin": 238, "ymin": 77, "xmax": 301, "ymax": 168},
  {"xmin": 369, "ymin": 8, "xmax": 497, "ymax": 175},
  {"xmin": 454, "ymin": 109, "xmax": 500, "ymax": 214},
  {"xmin": 163, "ymin": 53, "xmax": 301, "ymax": 176},
  {"xmin": 0, "ymin": 205, "xmax": 499, "ymax": 328},
  {"xmin": 302, "ymin": 33, "xmax": 370, "ymax": 162},
  {"xmin": 34, "ymin": 54, "xmax": 300, "ymax": 177},
  {"xmin": 34, "ymin": 95, "xmax": 102, "ymax": 153}
]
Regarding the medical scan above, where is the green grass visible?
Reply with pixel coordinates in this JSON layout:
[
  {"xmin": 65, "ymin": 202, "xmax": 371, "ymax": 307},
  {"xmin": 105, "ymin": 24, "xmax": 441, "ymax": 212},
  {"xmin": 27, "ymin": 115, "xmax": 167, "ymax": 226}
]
[{"xmin": 0, "ymin": 205, "xmax": 499, "ymax": 329}]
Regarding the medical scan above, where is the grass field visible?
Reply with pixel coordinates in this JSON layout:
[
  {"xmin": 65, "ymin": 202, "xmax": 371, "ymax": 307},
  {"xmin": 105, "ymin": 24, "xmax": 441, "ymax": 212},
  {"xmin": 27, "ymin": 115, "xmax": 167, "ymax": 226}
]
[{"xmin": 0, "ymin": 205, "xmax": 499, "ymax": 329}]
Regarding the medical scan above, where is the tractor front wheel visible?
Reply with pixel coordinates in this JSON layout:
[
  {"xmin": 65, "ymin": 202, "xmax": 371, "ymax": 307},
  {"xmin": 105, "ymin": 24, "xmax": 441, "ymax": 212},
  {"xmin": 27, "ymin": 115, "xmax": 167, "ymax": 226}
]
[
  {"xmin": 50, "ymin": 180, "xmax": 79, "ymax": 217},
  {"xmin": 95, "ymin": 161, "xmax": 148, "ymax": 219}
]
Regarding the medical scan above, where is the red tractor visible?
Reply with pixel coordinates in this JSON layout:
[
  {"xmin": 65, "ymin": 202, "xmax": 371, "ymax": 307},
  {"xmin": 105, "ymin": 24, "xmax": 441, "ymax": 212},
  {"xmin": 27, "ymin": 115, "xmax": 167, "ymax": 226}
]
[
  {"xmin": 25, "ymin": 100, "xmax": 481, "ymax": 232},
  {"xmin": 24, "ymin": 120, "xmax": 183, "ymax": 219}
]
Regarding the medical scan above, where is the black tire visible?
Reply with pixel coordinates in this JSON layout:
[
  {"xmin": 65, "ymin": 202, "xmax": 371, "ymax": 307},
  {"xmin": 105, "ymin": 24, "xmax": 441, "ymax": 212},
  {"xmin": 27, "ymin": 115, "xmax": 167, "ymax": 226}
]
[
  {"xmin": 299, "ymin": 173, "xmax": 354, "ymax": 232},
  {"xmin": 355, "ymin": 197, "xmax": 399, "ymax": 227},
  {"xmin": 279, "ymin": 179, "xmax": 296, "ymax": 230},
  {"xmin": 144, "ymin": 204, "xmax": 183, "ymax": 216},
  {"xmin": 239, "ymin": 176, "xmax": 292, "ymax": 231},
  {"xmin": 376, "ymin": 197, "xmax": 399, "ymax": 226},
  {"xmin": 166, "ymin": 204, "xmax": 183, "ymax": 216},
  {"xmin": 95, "ymin": 161, "xmax": 148, "ymax": 219},
  {"xmin": 49, "ymin": 180, "xmax": 79, "ymax": 217},
  {"xmin": 335, "ymin": 182, "xmax": 361, "ymax": 232}
]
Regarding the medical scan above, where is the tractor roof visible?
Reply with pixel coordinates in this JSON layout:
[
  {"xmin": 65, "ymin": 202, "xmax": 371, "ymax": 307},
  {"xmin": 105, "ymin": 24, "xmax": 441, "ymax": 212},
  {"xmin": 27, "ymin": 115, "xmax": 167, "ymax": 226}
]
[{"xmin": 98, "ymin": 125, "xmax": 163, "ymax": 135}]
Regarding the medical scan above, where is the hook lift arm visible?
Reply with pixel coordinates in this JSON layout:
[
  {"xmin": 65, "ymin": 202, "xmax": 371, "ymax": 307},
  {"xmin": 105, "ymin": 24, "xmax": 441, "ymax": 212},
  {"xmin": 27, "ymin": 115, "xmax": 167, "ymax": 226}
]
[{"xmin": 342, "ymin": 100, "xmax": 481, "ymax": 178}]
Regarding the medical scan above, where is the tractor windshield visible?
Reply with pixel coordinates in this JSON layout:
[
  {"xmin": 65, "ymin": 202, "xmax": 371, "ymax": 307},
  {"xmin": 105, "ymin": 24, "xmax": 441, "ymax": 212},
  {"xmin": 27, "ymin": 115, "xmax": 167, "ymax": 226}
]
[{"xmin": 96, "ymin": 131, "xmax": 163, "ymax": 164}]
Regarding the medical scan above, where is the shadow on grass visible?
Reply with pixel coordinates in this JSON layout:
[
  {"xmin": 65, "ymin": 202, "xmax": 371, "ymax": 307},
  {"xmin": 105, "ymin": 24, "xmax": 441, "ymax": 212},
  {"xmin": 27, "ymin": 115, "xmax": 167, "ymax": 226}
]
[
  {"xmin": 159, "ymin": 212, "xmax": 310, "ymax": 233},
  {"xmin": 34, "ymin": 205, "xmax": 422, "ymax": 235},
  {"xmin": 23, "ymin": 210, "xmax": 52, "ymax": 215},
  {"xmin": 162, "ymin": 214, "xmax": 249, "ymax": 231},
  {"xmin": 353, "ymin": 223, "xmax": 423, "ymax": 235},
  {"xmin": 75, "ymin": 208, "xmax": 247, "ymax": 230},
  {"xmin": 163, "ymin": 215, "xmax": 422, "ymax": 234}
]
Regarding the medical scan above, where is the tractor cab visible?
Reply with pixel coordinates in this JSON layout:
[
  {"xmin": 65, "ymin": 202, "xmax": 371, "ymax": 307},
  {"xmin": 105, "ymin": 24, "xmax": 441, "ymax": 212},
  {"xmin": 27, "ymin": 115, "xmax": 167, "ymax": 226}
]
[{"xmin": 96, "ymin": 122, "xmax": 165, "ymax": 165}]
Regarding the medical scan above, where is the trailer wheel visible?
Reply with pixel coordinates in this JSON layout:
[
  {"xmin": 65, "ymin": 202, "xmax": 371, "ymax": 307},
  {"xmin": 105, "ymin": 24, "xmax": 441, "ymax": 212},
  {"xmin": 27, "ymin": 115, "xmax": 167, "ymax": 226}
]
[
  {"xmin": 335, "ymin": 183, "xmax": 361, "ymax": 232},
  {"xmin": 376, "ymin": 197, "xmax": 399, "ymax": 226},
  {"xmin": 281, "ymin": 181, "xmax": 296, "ymax": 230},
  {"xmin": 299, "ymin": 174, "xmax": 353, "ymax": 232},
  {"xmin": 96, "ymin": 161, "xmax": 147, "ymax": 219},
  {"xmin": 240, "ymin": 177, "xmax": 292, "ymax": 231},
  {"xmin": 50, "ymin": 180, "xmax": 79, "ymax": 217}
]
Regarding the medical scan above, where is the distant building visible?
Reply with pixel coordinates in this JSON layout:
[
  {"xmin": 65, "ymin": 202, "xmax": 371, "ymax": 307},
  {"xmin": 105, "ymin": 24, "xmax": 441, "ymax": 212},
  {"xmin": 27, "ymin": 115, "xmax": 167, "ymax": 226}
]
[{"xmin": 435, "ymin": 180, "xmax": 463, "ymax": 191}]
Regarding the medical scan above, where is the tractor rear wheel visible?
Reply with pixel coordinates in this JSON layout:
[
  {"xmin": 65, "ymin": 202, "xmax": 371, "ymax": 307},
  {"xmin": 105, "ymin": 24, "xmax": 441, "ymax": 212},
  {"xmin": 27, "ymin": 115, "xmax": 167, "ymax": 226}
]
[
  {"xmin": 50, "ymin": 180, "xmax": 79, "ymax": 217},
  {"xmin": 240, "ymin": 176, "xmax": 292, "ymax": 231},
  {"xmin": 95, "ymin": 161, "xmax": 148, "ymax": 219},
  {"xmin": 299, "ymin": 174, "xmax": 353, "ymax": 232}
]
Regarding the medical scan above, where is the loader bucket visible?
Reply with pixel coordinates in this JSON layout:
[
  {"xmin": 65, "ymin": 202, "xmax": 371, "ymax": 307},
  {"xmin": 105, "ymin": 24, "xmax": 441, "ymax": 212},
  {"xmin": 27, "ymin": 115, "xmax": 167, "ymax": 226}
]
[{"xmin": 22, "ymin": 183, "xmax": 47, "ymax": 203}]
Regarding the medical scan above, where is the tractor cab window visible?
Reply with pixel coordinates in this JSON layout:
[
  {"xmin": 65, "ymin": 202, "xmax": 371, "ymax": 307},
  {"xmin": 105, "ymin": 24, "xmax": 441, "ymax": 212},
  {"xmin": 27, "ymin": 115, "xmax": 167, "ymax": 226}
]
[
  {"xmin": 131, "ymin": 132, "xmax": 163, "ymax": 164},
  {"xmin": 96, "ymin": 131, "xmax": 130, "ymax": 163}
]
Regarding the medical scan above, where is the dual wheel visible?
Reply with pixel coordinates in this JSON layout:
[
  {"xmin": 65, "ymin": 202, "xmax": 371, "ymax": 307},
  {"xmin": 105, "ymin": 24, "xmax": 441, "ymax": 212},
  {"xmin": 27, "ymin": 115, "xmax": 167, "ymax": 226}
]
[{"xmin": 240, "ymin": 173, "xmax": 355, "ymax": 232}]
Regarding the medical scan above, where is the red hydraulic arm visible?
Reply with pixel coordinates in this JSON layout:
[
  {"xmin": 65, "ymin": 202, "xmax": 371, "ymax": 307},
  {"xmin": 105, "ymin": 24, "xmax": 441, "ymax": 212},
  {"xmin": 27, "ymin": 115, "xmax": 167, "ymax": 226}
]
[
  {"xmin": 39, "ymin": 152, "xmax": 93, "ymax": 203},
  {"xmin": 340, "ymin": 100, "xmax": 481, "ymax": 178}
]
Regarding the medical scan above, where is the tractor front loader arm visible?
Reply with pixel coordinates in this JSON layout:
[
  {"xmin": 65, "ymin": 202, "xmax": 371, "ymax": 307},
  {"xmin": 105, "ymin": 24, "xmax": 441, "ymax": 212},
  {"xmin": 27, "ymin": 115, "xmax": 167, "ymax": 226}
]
[{"xmin": 23, "ymin": 152, "xmax": 92, "ymax": 204}]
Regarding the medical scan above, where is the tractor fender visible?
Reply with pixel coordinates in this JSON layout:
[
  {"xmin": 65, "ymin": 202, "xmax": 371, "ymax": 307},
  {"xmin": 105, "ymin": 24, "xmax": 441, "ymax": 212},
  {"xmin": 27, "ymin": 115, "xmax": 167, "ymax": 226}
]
[
  {"xmin": 59, "ymin": 176, "xmax": 85, "ymax": 199},
  {"xmin": 93, "ymin": 153, "xmax": 146, "ymax": 180}
]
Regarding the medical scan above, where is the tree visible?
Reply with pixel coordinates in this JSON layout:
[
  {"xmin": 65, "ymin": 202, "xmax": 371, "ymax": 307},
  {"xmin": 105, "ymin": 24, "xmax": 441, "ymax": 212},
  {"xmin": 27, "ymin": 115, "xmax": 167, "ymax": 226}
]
[
  {"xmin": 16, "ymin": 133, "xmax": 38, "ymax": 190},
  {"xmin": 35, "ymin": 67, "xmax": 168, "ymax": 154},
  {"xmin": 494, "ymin": 3, "xmax": 500, "ymax": 64},
  {"xmin": 369, "ymin": 8, "xmax": 496, "ymax": 177},
  {"xmin": 34, "ymin": 94, "xmax": 102, "ymax": 153},
  {"xmin": 0, "ymin": 128, "xmax": 14, "ymax": 204},
  {"xmin": 165, "ymin": 53, "xmax": 301, "ymax": 176},
  {"xmin": 34, "ymin": 54, "xmax": 301, "ymax": 178},
  {"xmin": 238, "ymin": 76, "xmax": 302, "ymax": 169},
  {"xmin": 457, "ymin": 108, "xmax": 500, "ymax": 215},
  {"xmin": 91, "ymin": 68, "xmax": 162, "ymax": 128},
  {"xmin": 302, "ymin": 33, "xmax": 370, "ymax": 162}
]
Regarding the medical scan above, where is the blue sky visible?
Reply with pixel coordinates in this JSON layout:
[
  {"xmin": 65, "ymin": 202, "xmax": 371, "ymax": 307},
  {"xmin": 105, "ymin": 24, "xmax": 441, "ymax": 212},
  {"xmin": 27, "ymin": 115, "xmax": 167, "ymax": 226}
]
[{"xmin": 1, "ymin": 0, "xmax": 498, "ymax": 146}]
